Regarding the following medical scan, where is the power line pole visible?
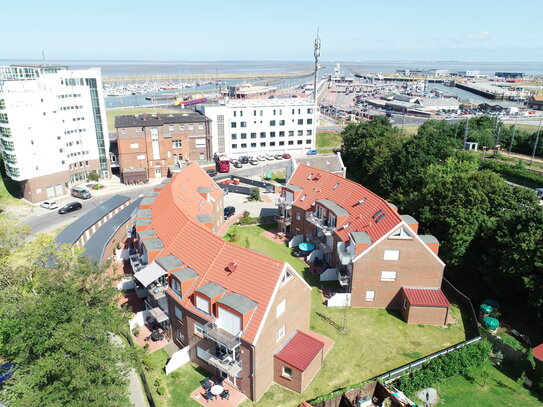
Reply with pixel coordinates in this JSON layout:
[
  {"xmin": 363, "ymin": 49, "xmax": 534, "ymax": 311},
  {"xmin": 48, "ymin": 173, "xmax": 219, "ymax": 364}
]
[
  {"xmin": 463, "ymin": 118, "xmax": 469, "ymax": 147},
  {"xmin": 530, "ymin": 116, "xmax": 542, "ymax": 165},
  {"xmin": 508, "ymin": 115, "xmax": 518, "ymax": 153}
]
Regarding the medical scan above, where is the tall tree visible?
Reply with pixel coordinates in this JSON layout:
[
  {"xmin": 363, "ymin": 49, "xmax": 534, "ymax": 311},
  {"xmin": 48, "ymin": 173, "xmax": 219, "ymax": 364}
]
[{"xmin": 0, "ymin": 231, "xmax": 134, "ymax": 407}]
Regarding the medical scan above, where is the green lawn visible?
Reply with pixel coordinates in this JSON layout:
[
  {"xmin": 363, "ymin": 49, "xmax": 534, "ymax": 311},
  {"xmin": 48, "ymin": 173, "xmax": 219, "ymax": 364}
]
[
  {"xmin": 428, "ymin": 361, "xmax": 542, "ymax": 407},
  {"xmin": 224, "ymin": 224, "xmax": 467, "ymax": 407},
  {"xmin": 316, "ymin": 131, "xmax": 342, "ymax": 150},
  {"xmin": 144, "ymin": 349, "xmax": 206, "ymax": 407},
  {"xmin": 105, "ymin": 107, "xmax": 180, "ymax": 133}
]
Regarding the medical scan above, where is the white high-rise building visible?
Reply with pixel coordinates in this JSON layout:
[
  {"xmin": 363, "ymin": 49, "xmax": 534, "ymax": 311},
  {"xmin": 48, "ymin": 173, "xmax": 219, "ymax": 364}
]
[
  {"xmin": 0, "ymin": 65, "xmax": 109, "ymax": 203},
  {"xmin": 197, "ymin": 98, "xmax": 317, "ymax": 159}
]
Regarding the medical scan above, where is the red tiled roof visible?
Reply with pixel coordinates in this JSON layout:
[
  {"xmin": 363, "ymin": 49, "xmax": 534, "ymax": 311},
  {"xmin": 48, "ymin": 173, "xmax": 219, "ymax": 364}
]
[
  {"xmin": 287, "ymin": 164, "xmax": 403, "ymax": 242},
  {"xmin": 533, "ymin": 343, "xmax": 543, "ymax": 362},
  {"xmin": 147, "ymin": 167, "xmax": 285, "ymax": 344},
  {"xmin": 170, "ymin": 163, "xmax": 223, "ymax": 223},
  {"xmin": 403, "ymin": 288, "xmax": 450, "ymax": 307},
  {"xmin": 275, "ymin": 331, "xmax": 324, "ymax": 371}
]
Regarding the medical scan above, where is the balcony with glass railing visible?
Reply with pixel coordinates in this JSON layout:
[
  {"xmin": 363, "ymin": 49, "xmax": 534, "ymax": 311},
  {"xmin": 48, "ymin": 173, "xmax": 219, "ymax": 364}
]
[
  {"xmin": 337, "ymin": 242, "xmax": 354, "ymax": 265},
  {"xmin": 203, "ymin": 320, "xmax": 241, "ymax": 350},
  {"xmin": 307, "ymin": 212, "xmax": 336, "ymax": 235},
  {"xmin": 207, "ymin": 349, "xmax": 242, "ymax": 377},
  {"xmin": 275, "ymin": 196, "xmax": 292, "ymax": 209}
]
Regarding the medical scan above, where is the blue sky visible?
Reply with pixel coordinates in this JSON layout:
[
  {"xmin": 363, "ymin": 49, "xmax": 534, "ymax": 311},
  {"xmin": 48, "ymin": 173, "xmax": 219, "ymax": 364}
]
[{"xmin": 2, "ymin": 0, "xmax": 542, "ymax": 61}]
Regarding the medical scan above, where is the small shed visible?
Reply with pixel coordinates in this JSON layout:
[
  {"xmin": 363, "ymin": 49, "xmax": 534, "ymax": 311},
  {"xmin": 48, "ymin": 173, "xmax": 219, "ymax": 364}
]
[
  {"xmin": 274, "ymin": 331, "xmax": 324, "ymax": 393},
  {"xmin": 400, "ymin": 287, "xmax": 451, "ymax": 326},
  {"xmin": 533, "ymin": 343, "xmax": 543, "ymax": 368}
]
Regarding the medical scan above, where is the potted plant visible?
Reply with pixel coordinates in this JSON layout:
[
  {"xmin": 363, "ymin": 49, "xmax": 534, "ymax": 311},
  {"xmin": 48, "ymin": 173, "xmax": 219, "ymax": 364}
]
[{"xmin": 133, "ymin": 327, "xmax": 140, "ymax": 337}]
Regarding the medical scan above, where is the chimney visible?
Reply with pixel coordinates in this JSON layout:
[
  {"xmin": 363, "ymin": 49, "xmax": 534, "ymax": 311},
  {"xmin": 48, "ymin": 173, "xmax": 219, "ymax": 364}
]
[
  {"xmin": 157, "ymin": 113, "xmax": 161, "ymax": 120},
  {"xmin": 142, "ymin": 113, "xmax": 147, "ymax": 121}
]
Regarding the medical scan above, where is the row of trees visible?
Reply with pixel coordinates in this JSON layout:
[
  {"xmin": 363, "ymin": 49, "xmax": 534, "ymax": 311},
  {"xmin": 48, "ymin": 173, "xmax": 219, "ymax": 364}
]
[
  {"xmin": 342, "ymin": 117, "xmax": 543, "ymax": 325},
  {"xmin": 0, "ymin": 224, "xmax": 135, "ymax": 407}
]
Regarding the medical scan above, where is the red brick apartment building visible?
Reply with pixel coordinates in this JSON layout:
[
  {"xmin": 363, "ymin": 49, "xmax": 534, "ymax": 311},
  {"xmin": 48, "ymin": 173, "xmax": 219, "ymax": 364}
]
[
  {"xmin": 277, "ymin": 164, "xmax": 451, "ymax": 326},
  {"xmin": 115, "ymin": 112, "xmax": 211, "ymax": 184},
  {"xmin": 132, "ymin": 164, "xmax": 327, "ymax": 401}
]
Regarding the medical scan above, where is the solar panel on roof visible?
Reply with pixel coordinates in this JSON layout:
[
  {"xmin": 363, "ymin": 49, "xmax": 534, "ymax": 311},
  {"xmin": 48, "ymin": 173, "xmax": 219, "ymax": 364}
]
[{"xmin": 372, "ymin": 209, "xmax": 383, "ymax": 219}]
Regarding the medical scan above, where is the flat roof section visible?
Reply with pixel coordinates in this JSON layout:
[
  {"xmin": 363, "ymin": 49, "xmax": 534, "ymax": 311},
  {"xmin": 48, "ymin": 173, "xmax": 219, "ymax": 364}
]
[
  {"xmin": 275, "ymin": 331, "xmax": 324, "ymax": 371},
  {"xmin": 419, "ymin": 235, "xmax": 439, "ymax": 244},
  {"xmin": 156, "ymin": 254, "xmax": 184, "ymax": 272},
  {"xmin": 137, "ymin": 209, "xmax": 152, "ymax": 219},
  {"xmin": 401, "ymin": 214, "xmax": 418, "ymax": 224},
  {"xmin": 195, "ymin": 282, "xmax": 226, "ymax": 299},
  {"xmin": 136, "ymin": 218, "xmax": 152, "ymax": 228},
  {"xmin": 143, "ymin": 237, "xmax": 164, "ymax": 253},
  {"xmin": 217, "ymin": 292, "xmax": 257, "ymax": 315},
  {"xmin": 172, "ymin": 267, "xmax": 198, "ymax": 283},
  {"xmin": 140, "ymin": 197, "xmax": 156, "ymax": 206},
  {"xmin": 351, "ymin": 231, "xmax": 371, "ymax": 245},
  {"xmin": 317, "ymin": 199, "xmax": 349, "ymax": 218},
  {"xmin": 138, "ymin": 229, "xmax": 157, "ymax": 239},
  {"xmin": 56, "ymin": 195, "xmax": 130, "ymax": 245}
]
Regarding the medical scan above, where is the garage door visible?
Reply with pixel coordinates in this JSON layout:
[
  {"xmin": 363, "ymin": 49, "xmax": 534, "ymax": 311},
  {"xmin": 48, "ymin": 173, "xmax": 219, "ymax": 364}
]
[{"xmin": 217, "ymin": 307, "xmax": 241, "ymax": 336}]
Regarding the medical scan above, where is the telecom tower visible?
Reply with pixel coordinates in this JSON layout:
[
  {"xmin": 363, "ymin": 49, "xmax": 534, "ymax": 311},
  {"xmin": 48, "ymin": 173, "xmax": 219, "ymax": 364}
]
[{"xmin": 313, "ymin": 28, "xmax": 321, "ymax": 103}]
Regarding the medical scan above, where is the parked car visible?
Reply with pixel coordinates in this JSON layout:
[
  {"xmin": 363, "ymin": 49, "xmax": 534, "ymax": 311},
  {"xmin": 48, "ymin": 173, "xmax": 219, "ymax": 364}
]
[
  {"xmin": 282, "ymin": 153, "xmax": 291, "ymax": 159},
  {"xmin": 239, "ymin": 155, "xmax": 249, "ymax": 164},
  {"xmin": 58, "ymin": 202, "xmax": 82, "ymax": 214},
  {"xmin": 249, "ymin": 158, "xmax": 258, "ymax": 165},
  {"xmin": 233, "ymin": 161, "xmax": 242, "ymax": 168},
  {"xmin": 206, "ymin": 169, "xmax": 217, "ymax": 177},
  {"xmin": 70, "ymin": 186, "xmax": 91, "ymax": 199},
  {"xmin": 0, "ymin": 363, "xmax": 15, "ymax": 385},
  {"xmin": 257, "ymin": 155, "xmax": 266, "ymax": 161},
  {"xmin": 274, "ymin": 154, "xmax": 283, "ymax": 160},
  {"xmin": 306, "ymin": 149, "xmax": 317, "ymax": 155},
  {"xmin": 224, "ymin": 206, "xmax": 235, "ymax": 220},
  {"xmin": 40, "ymin": 200, "xmax": 58, "ymax": 210},
  {"xmin": 265, "ymin": 154, "xmax": 274, "ymax": 160}
]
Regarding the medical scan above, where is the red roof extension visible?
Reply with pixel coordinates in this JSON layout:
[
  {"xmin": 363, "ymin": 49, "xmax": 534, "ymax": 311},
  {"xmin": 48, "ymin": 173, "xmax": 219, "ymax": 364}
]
[
  {"xmin": 146, "ymin": 164, "xmax": 285, "ymax": 344},
  {"xmin": 403, "ymin": 288, "xmax": 451, "ymax": 308},
  {"xmin": 533, "ymin": 343, "xmax": 543, "ymax": 362},
  {"xmin": 287, "ymin": 164, "xmax": 403, "ymax": 243},
  {"xmin": 275, "ymin": 331, "xmax": 324, "ymax": 371}
]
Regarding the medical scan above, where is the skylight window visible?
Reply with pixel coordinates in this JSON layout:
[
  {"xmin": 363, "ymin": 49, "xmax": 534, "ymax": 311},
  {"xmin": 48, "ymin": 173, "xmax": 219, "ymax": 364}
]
[
  {"xmin": 372, "ymin": 209, "xmax": 383, "ymax": 219},
  {"xmin": 375, "ymin": 213, "xmax": 386, "ymax": 223},
  {"xmin": 300, "ymin": 194, "xmax": 306, "ymax": 202},
  {"xmin": 307, "ymin": 173, "xmax": 313, "ymax": 180}
]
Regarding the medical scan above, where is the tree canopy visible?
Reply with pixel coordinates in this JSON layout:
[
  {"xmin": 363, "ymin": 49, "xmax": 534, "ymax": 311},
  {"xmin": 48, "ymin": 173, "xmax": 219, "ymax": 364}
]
[{"xmin": 0, "ymin": 223, "xmax": 133, "ymax": 407}]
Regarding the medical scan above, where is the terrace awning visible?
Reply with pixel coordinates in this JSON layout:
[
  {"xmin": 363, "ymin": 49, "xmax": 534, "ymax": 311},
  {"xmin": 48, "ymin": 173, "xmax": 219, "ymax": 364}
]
[
  {"xmin": 134, "ymin": 261, "xmax": 166, "ymax": 288},
  {"xmin": 149, "ymin": 307, "xmax": 169, "ymax": 323}
]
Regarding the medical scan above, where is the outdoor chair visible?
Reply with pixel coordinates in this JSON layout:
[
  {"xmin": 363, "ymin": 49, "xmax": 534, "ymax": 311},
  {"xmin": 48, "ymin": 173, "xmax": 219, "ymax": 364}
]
[
  {"xmin": 215, "ymin": 376, "xmax": 225, "ymax": 385},
  {"xmin": 203, "ymin": 391, "xmax": 215, "ymax": 402},
  {"xmin": 201, "ymin": 378, "xmax": 212, "ymax": 390},
  {"xmin": 220, "ymin": 389, "xmax": 230, "ymax": 400}
]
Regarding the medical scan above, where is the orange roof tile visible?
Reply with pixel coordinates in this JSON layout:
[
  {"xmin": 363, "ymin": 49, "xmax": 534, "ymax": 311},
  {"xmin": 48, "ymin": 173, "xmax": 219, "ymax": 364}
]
[
  {"xmin": 287, "ymin": 164, "xmax": 403, "ymax": 243},
  {"xmin": 144, "ymin": 166, "xmax": 285, "ymax": 345},
  {"xmin": 402, "ymin": 288, "xmax": 450, "ymax": 307}
]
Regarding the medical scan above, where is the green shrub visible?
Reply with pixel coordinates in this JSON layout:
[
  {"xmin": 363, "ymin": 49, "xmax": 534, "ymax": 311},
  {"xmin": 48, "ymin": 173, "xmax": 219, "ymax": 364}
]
[
  {"xmin": 154, "ymin": 378, "xmax": 162, "ymax": 387},
  {"xmin": 238, "ymin": 216, "xmax": 259, "ymax": 225},
  {"xmin": 156, "ymin": 386, "xmax": 166, "ymax": 395},
  {"xmin": 498, "ymin": 332, "xmax": 525, "ymax": 351},
  {"xmin": 480, "ymin": 159, "xmax": 543, "ymax": 188},
  {"xmin": 396, "ymin": 340, "xmax": 492, "ymax": 394},
  {"xmin": 87, "ymin": 171, "xmax": 100, "ymax": 182},
  {"xmin": 250, "ymin": 187, "xmax": 261, "ymax": 201}
]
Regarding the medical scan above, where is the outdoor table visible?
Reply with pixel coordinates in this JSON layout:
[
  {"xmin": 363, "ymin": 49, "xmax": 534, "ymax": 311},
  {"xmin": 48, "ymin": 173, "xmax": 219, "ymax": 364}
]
[{"xmin": 210, "ymin": 385, "xmax": 224, "ymax": 396}]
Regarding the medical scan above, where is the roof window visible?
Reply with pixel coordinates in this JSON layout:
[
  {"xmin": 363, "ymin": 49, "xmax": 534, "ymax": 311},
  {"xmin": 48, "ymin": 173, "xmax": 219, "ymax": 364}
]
[
  {"xmin": 358, "ymin": 198, "xmax": 367, "ymax": 206},
  {"xmin": 300, "ymin": 194, "xmax": 306, "ymax": 202},
  {"xmin": 307, "ymin": 173, "xmax": 313, "ymax": 180},
  {"xmin": 333, "ymin": 182, "xmax": 340, "ymax": 190},
  {"xmin": 375, "ymin": 213, "xmax": 386, "ymax": 223},
  {"xmin": 372, "ymin": 209, "xmax": 383, "ymax": 219}
]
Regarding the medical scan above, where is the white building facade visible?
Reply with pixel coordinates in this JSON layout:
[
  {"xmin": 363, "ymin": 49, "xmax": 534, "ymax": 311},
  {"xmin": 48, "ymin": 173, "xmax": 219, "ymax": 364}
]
[
  {"xmin": 197, "ymin": 98, "xmax": 317, "ymax": 158},
  {"xmin": 0, "ymin": 65, "xmax": 109, "ymax": 202}
]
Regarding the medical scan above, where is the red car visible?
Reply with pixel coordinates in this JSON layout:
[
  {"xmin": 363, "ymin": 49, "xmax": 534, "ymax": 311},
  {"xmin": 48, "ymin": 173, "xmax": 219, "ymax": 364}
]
[{"xmin": 282, "ymin": 153, "xmax": 291, "ymax": 159}]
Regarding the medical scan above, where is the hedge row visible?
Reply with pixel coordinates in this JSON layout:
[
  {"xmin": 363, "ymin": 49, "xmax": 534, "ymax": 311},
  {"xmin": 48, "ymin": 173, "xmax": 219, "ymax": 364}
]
[
  {"xmin": 480, "ymin": 159, "xmax": 543, "ymax": 188},
  {"xmin": 395, "ymin": 340, "xmax": 492, "ymax": 394}
]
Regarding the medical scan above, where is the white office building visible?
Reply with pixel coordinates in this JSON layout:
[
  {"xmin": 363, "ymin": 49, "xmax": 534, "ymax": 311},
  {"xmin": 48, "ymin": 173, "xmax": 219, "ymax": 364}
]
[
  {"xmin": 0, "ymin": 65, "xmax": 109, "ymax": 203},
  {"xmin": 197, "ymin": 98, "xmax": 317, "ymax": 158}
]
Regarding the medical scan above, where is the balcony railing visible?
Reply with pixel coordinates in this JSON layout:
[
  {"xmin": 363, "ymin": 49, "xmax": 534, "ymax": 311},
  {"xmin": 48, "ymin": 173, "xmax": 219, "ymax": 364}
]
[
  {"xmin": 203, "ymin": 320, "xmax": 241, "ymax": 350},
  {"xmin": 337, "ymin": 242, "xmax": 354, "ymax": 265},
  {"xmin": 275, "ymin": 196, "xmax": 292, "ymax": 209},
  {"xmin": 207, "ymin": 351, "xmax": 242, "ymax": 377},
  {"xmin": 129, "ymin": 253, "xmax": 145, "ymax": 273},
  {"xmin": 307, "ymin": 212, "xmax": 336, "ymax": 235},
  {"xmin": 338, "ymin": 266, "xmax": 351, "ymax": 287},
  {"xmin": 275, "ymin": 214, "xmax": 292, "ymax": 225}
]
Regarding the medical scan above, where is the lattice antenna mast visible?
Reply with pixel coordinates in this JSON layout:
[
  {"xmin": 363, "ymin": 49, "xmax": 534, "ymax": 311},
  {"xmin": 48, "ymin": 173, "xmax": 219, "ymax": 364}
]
[
  {"xmin": 463, "ymin": 118, "xmax": 469, "ymax": 146},
  {"xmin": 313, "ymin": 27, "xmax": 321, "ymax": 103}
]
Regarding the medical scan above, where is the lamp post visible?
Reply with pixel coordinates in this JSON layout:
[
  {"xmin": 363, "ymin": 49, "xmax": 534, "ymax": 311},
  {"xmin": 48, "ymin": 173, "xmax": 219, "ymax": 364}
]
[{"xmin": 530, "ymin": 116, "xmax": 542, "ymax": 165}]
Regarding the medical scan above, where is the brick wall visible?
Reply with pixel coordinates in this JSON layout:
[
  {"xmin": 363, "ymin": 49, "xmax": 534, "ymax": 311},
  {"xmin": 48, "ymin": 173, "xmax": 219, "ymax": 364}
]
[
  {"xmin": 351, "ymin": 235, "xmax": 444, "ymax": 309},
  {"xmin": 273, "ymin": 359, "xmax": 303, "ymax": 392},
  {"xmin": 404, "ymin": 304, "xmax": 448, "ymax": 326}
]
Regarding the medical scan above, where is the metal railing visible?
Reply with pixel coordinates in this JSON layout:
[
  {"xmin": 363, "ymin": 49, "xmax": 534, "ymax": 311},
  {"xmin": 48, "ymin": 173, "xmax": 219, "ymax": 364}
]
[
  {"xmin": 275, "ymin": 214, "xmax": 292, "ymax": 225},
  {"xmin": 203, "ymin": 320, "xmax": 241, "ymax": 350},
  {"xmin": 307, "ymin": 212, "xmax": 336, "ymax": 234},
  {"xmin": 207, "ymin": 351, "xmax": 242, "ymax": 377},
  {"xmin": 275, "ymin": 196, "xmax": 292, "ymax": 208}
]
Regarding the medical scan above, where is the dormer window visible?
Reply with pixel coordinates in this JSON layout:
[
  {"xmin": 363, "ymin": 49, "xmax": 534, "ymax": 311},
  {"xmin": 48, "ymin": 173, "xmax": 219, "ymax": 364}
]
[{"xmin": 195, "ymin": 295, "xmax": 210, "ymax": 314}]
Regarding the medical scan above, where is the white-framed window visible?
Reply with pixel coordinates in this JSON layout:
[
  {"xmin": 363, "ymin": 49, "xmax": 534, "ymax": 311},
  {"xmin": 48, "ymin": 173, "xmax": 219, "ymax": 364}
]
[
  {"xmin": 130, "ymin": 142, "xmax": 139, "ymax": 148},
  {"xmin": 390, "ymin": 227, "xmax": 412, "ymax": 239},
  {"xmin": 175, "ymin": 328, "xmax": 185, "ymax": 342},
  {"xmin": 383, "ymin": 250, "xmax": 400, "ymax": 261},
  {"xmin": 174, "ymin": 307, "xmax": 183, "ymax": 321},
  {"xmin": 199, "ymin": 153, "xmax": 205, "ymax": 160},
  {"xmin": 168, "ymin": 125, "xmax": 174, "ymax": 131},
  {"xmin": 281, "ymin": 270, "xmax": 293, "ymax": 285},
  {"xmin": 365, "ymin": 290, "xmax": 375, "ymax": 302},
  {"xmin": 381, "ymin": 271, "xmax": 397, "ymax": 281},
  {"xmin": 276, "ymin": 324, "xmax": 286, "ymax": 341},
  {"xmin": 136, "ymin": 154, "xmax": 145, "ymax": 160},
  {"xmin": 195, "ymin": 295, "xmax": 210, "ymax": 314},
  {"xmin": 121, "ymin": 128, "xmax": 125, "ymax": 134},
  {"xmin": 282, "ymin": 366, "xmax": 293, "ymax": 378},
  {"xmin": 194, "ymin": 321, "xmax": 204, "ymax": 336},
  {"xmin": 276, "ymin": 299, "xmax": 286, "ymax": 317},
  {"xmin": 198, "ymin": 123, "xmax": 204, "ymax": 130},
  {"xmin": 196, "ymin": 346, "xmax": 209, "ymax": 362},
  {"xmin": 172, "ymin": 279, "xmax": 181, "ymax": 295},
  {"xmin": 172, "ymin": 140, "xmax": 182, "ymax": 148},
  {"xmin": 189, "ymin": 124, "xmax": 194, "ymax": 130},
  {"xmin": 296, "ymin": 212, "xmax": 301, "ymax": 220},
  {"xmin": 179, "ymin": 124, "xmax": 184, "ymax": 130},
  {"xmin": 195, "ymin": 139, "xmax": 206, "ymax": 148}
]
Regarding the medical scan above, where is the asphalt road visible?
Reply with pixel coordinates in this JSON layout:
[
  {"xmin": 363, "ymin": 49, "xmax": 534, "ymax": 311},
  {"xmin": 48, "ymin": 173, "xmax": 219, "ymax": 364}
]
[{"xmin": 22, "ymin": 184, "xmax": 154, "ymax": 235}]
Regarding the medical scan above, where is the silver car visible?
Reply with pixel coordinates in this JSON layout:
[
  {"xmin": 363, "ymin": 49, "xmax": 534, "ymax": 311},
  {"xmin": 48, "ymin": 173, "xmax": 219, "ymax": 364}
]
[{"xmin": 41, "ymin": 200, "xmax": 58, "ymax": 210}]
